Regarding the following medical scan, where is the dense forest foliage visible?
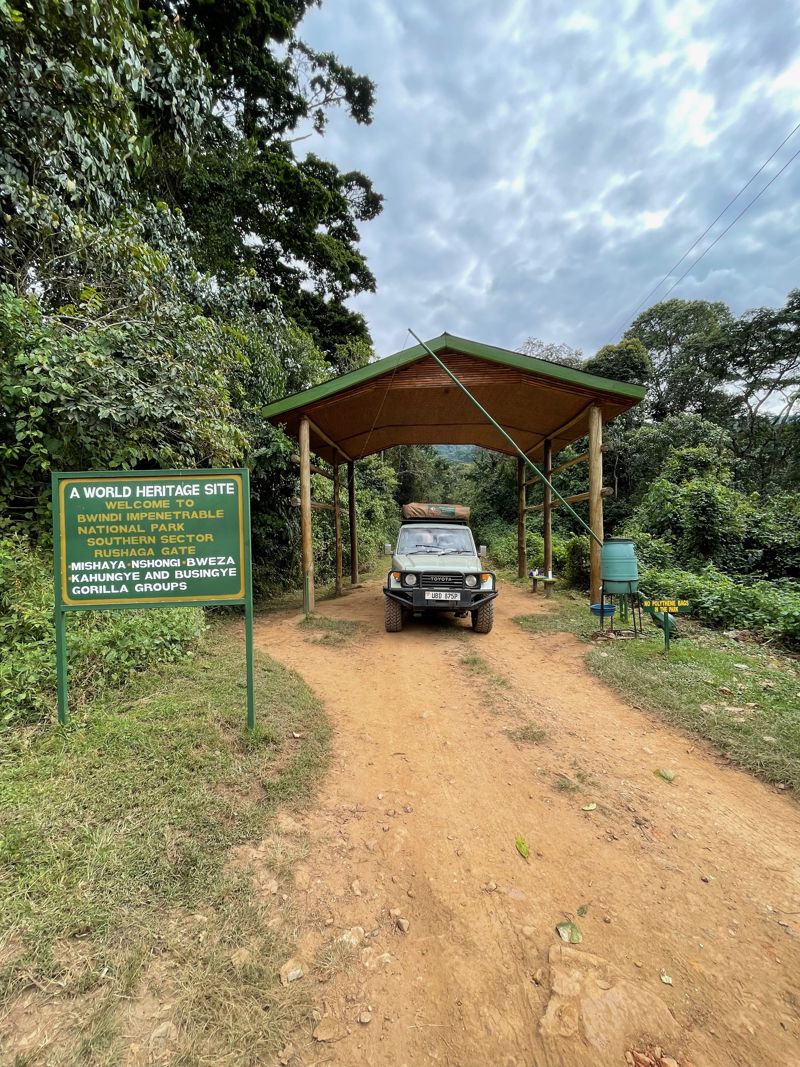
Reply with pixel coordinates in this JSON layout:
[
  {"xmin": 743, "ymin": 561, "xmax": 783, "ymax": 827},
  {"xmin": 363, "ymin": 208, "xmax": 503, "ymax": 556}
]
[{"xmin": 2, "ymin": 0, "xmax": 800, "ymax": 726}]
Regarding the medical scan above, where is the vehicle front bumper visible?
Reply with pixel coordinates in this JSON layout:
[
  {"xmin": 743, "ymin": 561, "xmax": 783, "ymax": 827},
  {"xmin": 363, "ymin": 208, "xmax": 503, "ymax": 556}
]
[{"xmin": 382, "ymin": 587, "xmax": 498, "ymax": 611}]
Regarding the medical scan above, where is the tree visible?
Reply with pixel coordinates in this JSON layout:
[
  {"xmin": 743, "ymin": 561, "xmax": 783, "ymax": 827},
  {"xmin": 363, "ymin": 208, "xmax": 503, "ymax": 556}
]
[
  {"xmin": 517, "ymin": 337, "xmax": 583, "ymax": 368},
  {"xmin": 582, "ymin": 338, "xmax": 651, "ymax": 386},
  {"xmin": 0, "ymin": 0, "xmax": 210, "ymax": 295},
  {"xmin": 146, "ymin": 0, "xmax": 384, "ymax": 359},
  {"xmin": 625, "ymin": 298, "xmax": 732, "ymax": 420}
]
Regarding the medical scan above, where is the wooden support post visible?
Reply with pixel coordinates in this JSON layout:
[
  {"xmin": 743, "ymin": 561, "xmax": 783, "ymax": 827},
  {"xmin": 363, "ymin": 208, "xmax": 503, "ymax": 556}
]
[
  {"xmin": 299, "ymin": 416, "xmax": 314, "ymax": 612},
  {"xmin": 333, "ymin": 450, "xmax": 343, "ymax": 597},
  {"xmin": 543, "ymin": 438, "xmax": 552, "ymax": 579},
  {"xmin": 517, "ymin": 455, "xmax": 526, "ymax": 578},
  {"xmin": 588, "ymin": 404, "xmax": 604, "ymax": 605},
  {"xmin": 348, "ymin": 460, "xmax": 358, "ymax": 586}
]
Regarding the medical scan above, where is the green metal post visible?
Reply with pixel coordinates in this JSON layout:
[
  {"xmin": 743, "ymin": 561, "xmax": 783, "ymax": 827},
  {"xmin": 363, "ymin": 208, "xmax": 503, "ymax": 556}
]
[
  {"xmin": 665, "ymin": 616, "xmax": 671, "ymax": 652},
  {"xmin": 245, "ymin": 597, "xmax": 255, "ymax": 730},
  {"xmin": 408, "ymin": 329, "xmax": 603, "ymax": 547},
  {"xmin": 56, "ymin": 608, "xmax": 68, "ymax": 726},
  {"xmin": 242, "ymin": 468, "xmax": 256, "ymax": 731}
]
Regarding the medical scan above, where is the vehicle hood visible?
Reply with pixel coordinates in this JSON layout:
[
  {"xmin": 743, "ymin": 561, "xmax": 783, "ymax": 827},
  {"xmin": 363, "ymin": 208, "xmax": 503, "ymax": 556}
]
[{"xmin": 392, "ymin": 553, "xmax": 482, "ymax": 572}]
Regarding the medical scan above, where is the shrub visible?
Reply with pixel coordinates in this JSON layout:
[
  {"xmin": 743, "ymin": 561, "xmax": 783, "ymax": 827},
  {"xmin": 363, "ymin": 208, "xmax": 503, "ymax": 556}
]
[
  {"xmin": 1, "ymin": 534, "xmax": 204, "ymax": 725},
  {"xmin": 639, "ymin": 563, "xmax": 800, "ymax": 647},
  {"xmin": 563, "ymin": 535, "xmax": 591, "ymax": 589}
]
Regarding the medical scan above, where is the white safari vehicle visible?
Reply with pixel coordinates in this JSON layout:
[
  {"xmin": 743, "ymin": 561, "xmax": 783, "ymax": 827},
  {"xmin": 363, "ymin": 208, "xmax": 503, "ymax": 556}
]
[{"xmin": 382, "ymin": 503, "xmax": 497, "ymax": 633}]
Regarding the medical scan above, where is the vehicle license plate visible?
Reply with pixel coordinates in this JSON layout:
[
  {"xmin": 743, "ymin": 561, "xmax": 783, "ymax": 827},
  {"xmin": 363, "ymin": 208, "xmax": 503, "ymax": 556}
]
[{"xmin": 425, "ymin": 591, "xmax": 460, "ymax": 601}]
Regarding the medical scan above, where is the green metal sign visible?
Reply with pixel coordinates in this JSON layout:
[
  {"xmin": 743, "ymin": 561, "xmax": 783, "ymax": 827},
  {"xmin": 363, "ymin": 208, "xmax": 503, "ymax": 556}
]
[
  {"xmin": 52, "ymin": 469, "xmax": 255, "ymax": 729},
  {"xmin": 641, "ymin": 598, "xmax": 690, "ymax": 651},
  {"xmin": 641, "ymin": 599, "xmax": 691, "ymax": 613}
]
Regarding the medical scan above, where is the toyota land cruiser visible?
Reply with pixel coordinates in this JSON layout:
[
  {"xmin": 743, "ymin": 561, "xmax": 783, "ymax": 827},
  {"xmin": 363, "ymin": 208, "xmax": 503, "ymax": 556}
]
[{"xmin": 382, "ymin": 504, "xmax": 497, "ymax": 633}]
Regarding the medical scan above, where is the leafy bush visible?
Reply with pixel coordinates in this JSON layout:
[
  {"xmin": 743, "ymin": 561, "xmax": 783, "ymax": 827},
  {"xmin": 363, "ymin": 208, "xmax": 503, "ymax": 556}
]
[
  {"xmin": 639, "ymin": 563, "xmax": 800, "ymax": 647},
  {"xmin": 563, "ymin": 535, "xmax": 591, "ymax": 589},
  {"xmin": 0, "ymin": 534, "xmax": 204, "ymax": 725}
]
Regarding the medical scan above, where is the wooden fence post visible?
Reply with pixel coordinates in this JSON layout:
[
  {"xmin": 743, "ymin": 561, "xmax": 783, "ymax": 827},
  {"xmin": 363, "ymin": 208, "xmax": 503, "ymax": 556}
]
[
  {"xmin": 543, "ymin": 439, "xmax": 552, "ymax": 578},
  {"xmin": 517, "ymin": 455, "xmax": 526, "ymax": 578},
  {"xmin": 588, "ymin": 405, "xmax": 604, "ymax": 604},
  {"xmin": 333, "ymin": 450, "xmax": 343, "ymax": 596},
  {"xmin": 348, "ymin": 460, "xmax": 358, "ymax": 586},
  {"xmin": 299, "ymin": 416, "xmax": 314, "ymax": 612}
]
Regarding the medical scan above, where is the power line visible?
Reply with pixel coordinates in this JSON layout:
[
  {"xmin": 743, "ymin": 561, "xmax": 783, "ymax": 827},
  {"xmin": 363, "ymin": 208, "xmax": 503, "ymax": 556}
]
[
  {"xmin": 605, "ymin": 117, "xmax": 800, "ymax": 344},
  {"xmin": 660, "ymin": 142, "xmax": 800, "ymax": 301}
]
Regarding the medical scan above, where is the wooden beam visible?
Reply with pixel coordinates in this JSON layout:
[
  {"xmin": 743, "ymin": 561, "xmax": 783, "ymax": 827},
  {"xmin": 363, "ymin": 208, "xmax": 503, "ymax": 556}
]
[
  {"xmin": 543, "ymin": 439, "xmax": 552, "ymax": 578},
  {"xmin": 525, "ymin": 487, "xmax": 611, "ymax": 513},
  {"xmin": 517, "ymin": 455, "xmax": 526, "ymax": 578},
  {"xmin": 333, "ymin": 450, "xmax": 343, "ymax": 597},
  {"xmin": 524, "ymin": 443, "xmax": 609, "ymax": 486},
  {"xmin": 524, "ymin": 402, "xmax": 594, "ymax": 459},
  {"xmin": 588, "ymin": 404, "xmax": 604, "ymax": 605},
  {"xmin": 290, "ymin": 454, "xmax": 334, "ymax": 480},
  {"xmin": 305, "ymin": 416, "xmax": 352, "ymax": 462},
  {"xmin": 348, "ymin": 461, "xmax": 358, "ymax": 585},
  {"xmin": 291, "ymin": 497, "xmax": 335, "ymax": 512},
  {"xmin": 299, "ymin": 416, "xmax": 314, "ymax": 612}
]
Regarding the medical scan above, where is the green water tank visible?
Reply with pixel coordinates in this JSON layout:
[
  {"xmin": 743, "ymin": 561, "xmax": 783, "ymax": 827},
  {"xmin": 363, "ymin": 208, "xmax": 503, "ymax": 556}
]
[{"xmin": 601, "ymin": 538, "xmax": 639, "ymax": 592}]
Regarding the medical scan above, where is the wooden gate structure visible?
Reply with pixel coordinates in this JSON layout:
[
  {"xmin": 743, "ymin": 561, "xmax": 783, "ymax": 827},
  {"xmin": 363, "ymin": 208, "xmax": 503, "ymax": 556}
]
[{"xmin": 262, "ymin": 333, "xmax": 645, "ymax": 609}]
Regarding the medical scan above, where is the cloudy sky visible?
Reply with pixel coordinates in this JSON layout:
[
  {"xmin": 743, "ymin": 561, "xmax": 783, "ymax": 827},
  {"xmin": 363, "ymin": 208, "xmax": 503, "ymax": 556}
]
[{"xmin": 298, "ymin": 0, "xmax": 800, "ymax": 359}]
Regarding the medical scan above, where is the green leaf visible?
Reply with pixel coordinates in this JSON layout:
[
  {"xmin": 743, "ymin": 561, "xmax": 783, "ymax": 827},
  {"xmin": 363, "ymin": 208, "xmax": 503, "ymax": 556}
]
[
  {"xmin": 577, "ymin": 904, "xmax": 588, "ymax": 917},
  {"xmin": 556, "ymin": 920, "xmax": 582, "ymax": 944},
  {"xmin": 654, "ymin": 768, "xmax": 675, "ymax": 783},
  {"xmin": 515, "ymin": 834, "xmax": 529, "ymax": 859}
]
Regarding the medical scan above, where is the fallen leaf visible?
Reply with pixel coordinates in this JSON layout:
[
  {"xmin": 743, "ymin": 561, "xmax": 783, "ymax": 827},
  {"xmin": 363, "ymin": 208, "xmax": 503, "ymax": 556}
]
[
  {"xmin": 516, "ymin": 834, "xmax": 529, "ymax": 859},
  {"xmin": 763, "ymin": 736, "xmax": 777, "ymax": 743},
  {"xmin": 556, "ymin": 920, "xmax": 582, "ymax": 944},
  {"xmin": 654, "ymin": 768, "xmax": 675, "ymax": 783},
  {"xmin": 660, "ymin": 969, "xmax": 673, "ymax": 985},
  {"xmin": 577, "ymin": 904, "xmax": 588, "ymax": 917},
  {"xmin": 582, "ymin": 802, "xmax": 597, "ymax": 811}
]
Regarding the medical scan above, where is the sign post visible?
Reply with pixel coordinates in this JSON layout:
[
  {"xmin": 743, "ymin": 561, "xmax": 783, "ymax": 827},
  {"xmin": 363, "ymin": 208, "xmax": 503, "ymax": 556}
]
[
  {"xmin": 641, "ymin": 598, "xmax": 691, "ymax": 651},
  {"xmin": 52, "ymin": 469, "xmax": 255, "ymax": 729}
]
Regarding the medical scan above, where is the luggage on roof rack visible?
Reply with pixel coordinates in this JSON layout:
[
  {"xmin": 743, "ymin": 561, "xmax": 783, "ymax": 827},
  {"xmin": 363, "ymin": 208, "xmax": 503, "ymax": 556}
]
[{"xmin": 401, "ymin": 502, "xmax": 470, "ymax": 520}]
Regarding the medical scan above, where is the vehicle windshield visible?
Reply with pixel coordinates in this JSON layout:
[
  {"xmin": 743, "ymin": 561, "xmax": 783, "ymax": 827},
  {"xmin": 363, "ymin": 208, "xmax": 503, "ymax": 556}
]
[{"xmin": 396, "ymin": 526, "xmax": 475, "ymax": 555}]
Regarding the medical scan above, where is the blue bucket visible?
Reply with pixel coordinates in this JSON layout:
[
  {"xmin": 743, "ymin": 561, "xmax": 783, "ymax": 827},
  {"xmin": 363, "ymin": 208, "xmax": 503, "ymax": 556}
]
[{"xmin": 590, "ymin": 603, "xmax": 617, "ymax": 618}]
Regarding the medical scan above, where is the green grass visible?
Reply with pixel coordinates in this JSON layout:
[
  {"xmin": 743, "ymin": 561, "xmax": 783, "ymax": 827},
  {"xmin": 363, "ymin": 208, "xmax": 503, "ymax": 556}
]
[
  {"xmin": 0, "ymin": 616, "xmax": 331, "ymax": 1064},
  {"xmin": 507, "ymin": 722, "xmax": 547, "ymax": 745},
  {"xmin": 514, "ymin": 591, "xmax": 800, "ymax": 791},
  {"xmin": 297, "ymin": 613, "xmax": 360, "ymax": 646}
]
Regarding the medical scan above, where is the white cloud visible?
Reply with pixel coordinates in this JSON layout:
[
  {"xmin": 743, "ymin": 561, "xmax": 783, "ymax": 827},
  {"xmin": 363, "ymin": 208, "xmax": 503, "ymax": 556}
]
[{"xmin": 299, "ymin": 0, "xmax": 800, "ymax": 356}]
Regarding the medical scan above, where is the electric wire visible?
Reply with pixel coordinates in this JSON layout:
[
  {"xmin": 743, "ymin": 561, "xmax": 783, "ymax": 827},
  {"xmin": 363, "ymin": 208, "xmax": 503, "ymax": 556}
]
[
  {"xmin": 606, "ymin": 117, "xmax": 800, "ymax": 343},
  {"xmin": 658, "ymin": 142, "xmax": 800, "ymax": 302}
]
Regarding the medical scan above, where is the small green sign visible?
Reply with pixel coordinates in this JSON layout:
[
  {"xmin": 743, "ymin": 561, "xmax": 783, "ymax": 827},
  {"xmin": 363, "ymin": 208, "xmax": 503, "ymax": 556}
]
[
  {"xmin": 52, "ymin": 469, "xmax": 254, "ymax": 729},
  {"xmin": 642, "ymin": 599, "xmax": 691, "ymax": 613}
]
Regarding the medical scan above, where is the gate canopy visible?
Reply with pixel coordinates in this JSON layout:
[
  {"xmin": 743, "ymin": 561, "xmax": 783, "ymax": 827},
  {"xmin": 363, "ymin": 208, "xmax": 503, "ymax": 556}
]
[{"xmin": 262, "ymin": 333, "xmax": 645, "ymax": 463}]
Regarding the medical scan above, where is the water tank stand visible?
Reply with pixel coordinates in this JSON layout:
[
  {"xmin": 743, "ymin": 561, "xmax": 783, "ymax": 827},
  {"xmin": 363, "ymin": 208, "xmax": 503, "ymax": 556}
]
[{"xmin": 599, "ymin": 580, "xmax": 642, "ymax": 638}]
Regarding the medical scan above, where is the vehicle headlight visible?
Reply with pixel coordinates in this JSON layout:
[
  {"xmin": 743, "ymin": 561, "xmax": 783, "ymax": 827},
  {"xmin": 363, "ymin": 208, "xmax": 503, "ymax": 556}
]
[
  {"xmin": 465, "ymin": 574, "xmax": 478, "ymax": 588},
  {"xmin": 404, "ymin": 573, "xmax": 417, "ymax": 586}
]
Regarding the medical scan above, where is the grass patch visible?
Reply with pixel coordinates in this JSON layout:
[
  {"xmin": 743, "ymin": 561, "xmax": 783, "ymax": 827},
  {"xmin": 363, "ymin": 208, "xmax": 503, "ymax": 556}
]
[
  {"xmin": 459, "ymin": 653, "xmax": 490, "ymax": 674},
  {"xmin": 0, "ymin": 615, "xmax": 331, "ymax": 1062},
  {"xmin": 298, "ymin": 614, "xmax": 360, "ymax": 646},
  {"xmin": 514, "ymin": 595, "xmax": 800, "ymax": 790},
  {"xmin": 507, "ymin": 722, "xmax": 547, "ymax": 745}
]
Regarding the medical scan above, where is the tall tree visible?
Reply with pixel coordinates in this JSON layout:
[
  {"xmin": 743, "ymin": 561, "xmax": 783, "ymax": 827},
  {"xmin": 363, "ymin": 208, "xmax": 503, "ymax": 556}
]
[
  {"xmin": 147, "ymin": 0, "xmax": 384, "ymax": 360},
  {"xmin": 625, "ymin": 298, "xmax": 732, "ymax": 420}
]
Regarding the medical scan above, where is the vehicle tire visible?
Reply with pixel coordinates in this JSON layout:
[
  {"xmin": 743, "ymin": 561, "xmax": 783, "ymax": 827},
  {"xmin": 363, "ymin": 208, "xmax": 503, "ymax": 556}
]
[
  {"xmin": 471, "ymin": 599, "xmax": 494, "ymax": 633},
  {"xmin": 385, "ymin": 596, "xmax": 404, "ymax": 632}
]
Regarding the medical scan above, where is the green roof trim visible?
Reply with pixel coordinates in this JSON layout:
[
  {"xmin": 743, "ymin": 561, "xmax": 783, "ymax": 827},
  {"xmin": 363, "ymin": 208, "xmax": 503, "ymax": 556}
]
[{"xmin": 261, "ymin": 332, "xmax": 646, "ymax": 420}]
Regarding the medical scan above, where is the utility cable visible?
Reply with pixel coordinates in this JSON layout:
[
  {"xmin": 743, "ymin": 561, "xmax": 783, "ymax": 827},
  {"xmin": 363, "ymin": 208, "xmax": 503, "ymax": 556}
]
[
  {"xmin": 659, "ymin": 142, "xmax": 800, "ymax": 301},
  {"xmin": 606, "ymin": 117, "xmax": 800, "ymax": 342}
]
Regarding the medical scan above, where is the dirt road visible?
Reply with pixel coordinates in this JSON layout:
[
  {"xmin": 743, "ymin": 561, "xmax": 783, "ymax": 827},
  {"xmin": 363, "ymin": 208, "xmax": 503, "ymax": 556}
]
[{"xmin": 254, "ymin": 579, "xmax": 800, "ymax": 1067}]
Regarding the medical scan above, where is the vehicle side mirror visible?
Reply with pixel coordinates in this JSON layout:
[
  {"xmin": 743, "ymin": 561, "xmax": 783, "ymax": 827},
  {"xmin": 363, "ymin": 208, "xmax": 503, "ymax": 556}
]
[
  {"xmin": 479, "ymin": 545, "xmax": 487, "ymax": 556},
  {"xmin": 384, "ymin": 543, "xmax": 393, "ymax": 556}
]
